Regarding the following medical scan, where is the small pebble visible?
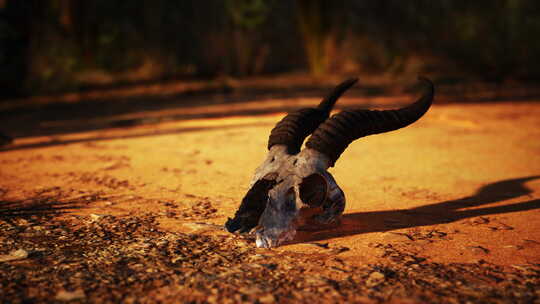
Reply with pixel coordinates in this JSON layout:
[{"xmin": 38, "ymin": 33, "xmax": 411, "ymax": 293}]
[
  {"xmin": 55, "ymin": 289, "xmax": 86, "ymax": 301},
  {"xmin": 259, "ymin": 294, "xmax": 276, "ymax": 304},
  {"xmin": 89, "ymin": 214, "xmax": 105, "ymax": 222},
  {"xmin": 0, "ymin": 249, "xmax": 29, "ymax": 262},
  {"xmin": 366, "ymin": 271, "xmax": 386, "ymax": 287}
]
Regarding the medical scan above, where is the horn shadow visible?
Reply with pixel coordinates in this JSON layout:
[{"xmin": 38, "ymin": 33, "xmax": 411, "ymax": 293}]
[{"xmin": 292, "ymin": 175, "xmax": 540, "ymax": 243}]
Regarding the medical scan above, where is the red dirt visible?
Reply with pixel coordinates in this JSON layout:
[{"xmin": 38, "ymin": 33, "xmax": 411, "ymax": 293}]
[{"xmin": 1, "ymin": 98, "xmax": 539, "ymax": 302}]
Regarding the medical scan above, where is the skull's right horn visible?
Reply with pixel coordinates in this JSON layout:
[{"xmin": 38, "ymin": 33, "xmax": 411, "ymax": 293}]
[
  {"xmin": 267, "ymin": 78, "xmax": 358, "ymax": 155},
  {"xmin": 305, "ymin": 77, "xmax": 434, "ymax": 166}
]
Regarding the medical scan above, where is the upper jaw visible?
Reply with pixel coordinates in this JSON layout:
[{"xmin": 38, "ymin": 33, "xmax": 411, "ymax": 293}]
[{"xmin": 255, "ymin": 228, "xmax": 297, "ymax": 248}]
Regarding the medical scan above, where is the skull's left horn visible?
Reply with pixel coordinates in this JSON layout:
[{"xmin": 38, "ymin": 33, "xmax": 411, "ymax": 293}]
[
  {"xmin": 305, "ymin": 77, "xmax": 434, "ymax": 166},
  {"xmin": 267, "ymin": 78, "xmax": 358, "ymax": 154}
]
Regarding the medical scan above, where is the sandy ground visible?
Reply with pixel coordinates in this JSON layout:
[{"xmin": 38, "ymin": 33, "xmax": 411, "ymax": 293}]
[{"xmin": 1, "ymin": 99, "xmax": 540, "ymax": 302}]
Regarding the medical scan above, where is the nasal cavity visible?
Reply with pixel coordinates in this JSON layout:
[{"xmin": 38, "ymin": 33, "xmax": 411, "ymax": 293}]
[{"xmin": 284, "ymin": 187, "xmax": 296, "ymax": 212}]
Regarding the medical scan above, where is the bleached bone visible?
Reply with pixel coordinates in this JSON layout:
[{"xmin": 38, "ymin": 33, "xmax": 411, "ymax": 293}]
[{"xmin": 226, "ymin": 77, "xmax": 434, "ymax": 248}]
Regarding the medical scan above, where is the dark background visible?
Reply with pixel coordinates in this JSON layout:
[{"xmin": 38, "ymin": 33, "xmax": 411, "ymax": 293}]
[{"xmin": 1, "ymin": 0, "xmax": 540, "ymax": 99}]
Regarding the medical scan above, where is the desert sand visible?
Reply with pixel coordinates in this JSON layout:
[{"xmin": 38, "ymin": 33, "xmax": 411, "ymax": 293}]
[{"xmin": 1, "ymin": 98, "xmax": 539, "ymax": 302}]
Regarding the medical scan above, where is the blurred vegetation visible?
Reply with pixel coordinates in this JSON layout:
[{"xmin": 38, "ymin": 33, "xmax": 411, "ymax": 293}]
[{"xmin": 1, "ymin": 0, "xmax": 539, "ymax": 98}]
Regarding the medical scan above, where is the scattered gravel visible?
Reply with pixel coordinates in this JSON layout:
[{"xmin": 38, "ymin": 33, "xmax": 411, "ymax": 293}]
[{"xmin": 1, "ymin": 213, "xmax": 539, "ymax": 303}]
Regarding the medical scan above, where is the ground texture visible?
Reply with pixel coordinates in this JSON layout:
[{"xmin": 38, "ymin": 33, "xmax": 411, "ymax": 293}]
[{"xmin": 1, "ymin": 96, "xmax": 540, "ymax": 303}]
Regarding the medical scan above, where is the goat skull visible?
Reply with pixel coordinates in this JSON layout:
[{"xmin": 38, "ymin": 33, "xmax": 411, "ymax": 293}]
[{"xmin": 225, "ymin": 77, "xmax": 434, "ymax": 248}]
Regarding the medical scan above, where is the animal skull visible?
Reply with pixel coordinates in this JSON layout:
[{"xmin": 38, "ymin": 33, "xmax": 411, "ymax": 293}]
[{"xmin": 226, "ymin": 77, "xmax": 434, "ymax": 248}]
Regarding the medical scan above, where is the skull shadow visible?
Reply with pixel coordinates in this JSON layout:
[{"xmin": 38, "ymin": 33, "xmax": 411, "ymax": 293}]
[{"xmin": 290, "ymin": 175, "xmax": 540, "ymax": 244}]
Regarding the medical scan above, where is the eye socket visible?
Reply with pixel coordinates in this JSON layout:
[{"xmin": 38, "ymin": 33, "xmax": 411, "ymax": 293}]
[
  {"xmin": 299, "ymin": 173, "xmax": 328, "ymax": 207},
  {"xmin": 226, "ymin": 176, "xmax": 277, "ymax": 233}
]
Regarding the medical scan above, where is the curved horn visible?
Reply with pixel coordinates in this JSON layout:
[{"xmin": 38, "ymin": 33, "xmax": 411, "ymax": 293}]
[
  {"xmin": 267, "ymin": 78, "xmax": 358, "ymax": 154},
  {"xmin": 305, "ymin": 76, "xmax": 434, "ymax": 166}
]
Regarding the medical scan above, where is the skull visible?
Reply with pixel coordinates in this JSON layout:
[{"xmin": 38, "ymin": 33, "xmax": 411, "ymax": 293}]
[
  {"xmin": 249, "ymin": 146, "xmax": 346, "ymax": 248},
  {"xmin": 226, "ymin": 77, "xmax": 434, "ymax": 248}
]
